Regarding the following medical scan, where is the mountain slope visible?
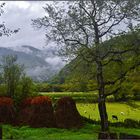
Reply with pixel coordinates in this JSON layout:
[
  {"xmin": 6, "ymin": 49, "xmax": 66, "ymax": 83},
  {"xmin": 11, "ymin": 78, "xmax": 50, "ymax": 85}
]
[
  {"xmin": 0, "ymin": 45, "xmax": 65, "ymax": 82},
  {"xmin": 51, "ymin": 30, "xmax": 140, "ymax": 85}
]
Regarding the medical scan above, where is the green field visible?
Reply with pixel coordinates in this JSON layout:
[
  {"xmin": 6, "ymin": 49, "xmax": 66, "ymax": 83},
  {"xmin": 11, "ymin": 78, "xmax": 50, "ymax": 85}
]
[
  {"xmin": 3, "ymin": 124, "xmax": 140, "ymax": 140},
  {"xmin": 40, "ymin": 91, "xmax": 98, "ymax": 102},
  {"xmin": 2, "ymin": 92, "xmax": 140, "ymax": 139},
  {"xmin": 77, "ymin": 102, "xmax": 140, "ymax": 122},
  {"xmin": 41, "ymin": 92, "xmax": 140, "ymax": 122}
]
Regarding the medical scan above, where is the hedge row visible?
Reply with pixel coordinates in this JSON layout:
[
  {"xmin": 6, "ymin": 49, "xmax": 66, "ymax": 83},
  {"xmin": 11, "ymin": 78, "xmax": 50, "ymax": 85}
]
[{"xmin": 0, "ymin": 96, "xmax": 83, "ymax": 129}]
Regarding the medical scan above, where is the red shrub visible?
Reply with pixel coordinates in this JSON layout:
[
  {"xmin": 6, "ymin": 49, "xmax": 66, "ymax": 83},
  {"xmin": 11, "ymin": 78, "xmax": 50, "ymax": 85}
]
[
  {"xmin": 0, "ymin": 97, "xmax": 13, "ymax": 106},
  {"xmin": 54, "ymin": 96, "xmax": 83, "ymax": 128},
  {"xmin": 31, "ymin": 96, "xmax": 51, "ymax": 105},
  {"xmin": 0, "ymin": 97, "xmax": 15, "ymax": 124},
  {"xmin": 18, "ymin": 96, "xmax": 55, "ymax": 128},
  {"xmin": 20, "ymin": 97, "xmax": 33, "ymax": 108}
]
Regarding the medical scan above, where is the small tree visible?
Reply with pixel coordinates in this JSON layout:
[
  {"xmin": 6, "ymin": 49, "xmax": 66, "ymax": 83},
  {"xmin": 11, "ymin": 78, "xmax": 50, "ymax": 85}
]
[
  {"xmin": 0, "ymin": 55, "xmax": 36, "ymax": 110},
  {"xmin": 1, "ymin": 55, "xmax": 24, "ymax": 98},
  {"xmin": 21, "ymin": 74, "xmax": 35, "ymax": 98},
  {"xmin": 32, "ymin": 0, "xmax": 140, "ymax": 132}
]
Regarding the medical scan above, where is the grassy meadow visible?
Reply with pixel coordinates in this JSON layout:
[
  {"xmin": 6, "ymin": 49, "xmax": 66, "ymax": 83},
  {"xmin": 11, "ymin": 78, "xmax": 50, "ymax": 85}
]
[
  {"xmin": 41, "ymin": 91, "xmax": 140, "ymax": 122},
  {"xmin": 3, "ymin": 124, "xmax": 140, "ymax": 140},
  {"xmin": 2, "ymin": 91, "xmax": 140, "ymax": 139},
  {"xmin": 40, "ymin": 91, "xmax": 98, "ymax": 102},
  {"xmin": 77, "ymin": 102, "xmax": 140, "ymax": 122}
]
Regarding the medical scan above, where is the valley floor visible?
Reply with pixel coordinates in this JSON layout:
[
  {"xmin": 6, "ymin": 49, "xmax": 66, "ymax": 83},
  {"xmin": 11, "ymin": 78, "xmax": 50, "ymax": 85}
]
[
  {"xmin": 77, "ymin": 102, "xmax": 140, "ymax": 122},
  {"xmin": 3, "ymin": 123, "xmax": 140, "ymax": 140}
]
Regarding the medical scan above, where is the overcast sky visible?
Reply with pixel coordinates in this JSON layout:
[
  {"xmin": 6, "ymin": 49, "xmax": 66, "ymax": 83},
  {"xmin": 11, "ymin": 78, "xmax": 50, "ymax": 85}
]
[{"xmin": 0, "ymin": 1, "xmax": 50, "ymax": 49}]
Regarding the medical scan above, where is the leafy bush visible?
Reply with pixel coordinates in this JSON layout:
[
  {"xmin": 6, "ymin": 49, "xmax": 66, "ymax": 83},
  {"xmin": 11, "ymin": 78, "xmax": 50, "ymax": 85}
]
[
  {"xmin": 0, "ymin": 97, "xmax": 13, "ymax": 105},
  {"xmin": 0, "ymin": 97, "xmax": 15, "ymax": 124},
  {"xmin": 31, "ymin": 96, "xmax": 52, "ymax": 105},
  {"xmin": 113, "ymin": 83, "xmax": 133, "ymax": 101},
  {"xmin": 13, "ymin": 76, "xmax": 38, "ymax": 111},
  {"xmin": 0, "ymin": 55, "xmax": 37, "ymax": 110},
  {"xmin": 124, "ymin": 119, "xmax": 140, "ymax": 128},
  {"xmin": 0, "ymin": 85, "xmax": 7, "ymax": 96},
  {"xmin": 131, "ymin": 84, "xmax": 140, "ymax": 100},
  {"xmin": 20, "ymin": 97, "xmax": 33, "ymax": 108},
  {"xmin": 17, "ymin": 96, "xmax": 55, "ymax": 127},
  {"xmin": 36, "ymin": 83, "xmax": 52, "ymax": 92}
]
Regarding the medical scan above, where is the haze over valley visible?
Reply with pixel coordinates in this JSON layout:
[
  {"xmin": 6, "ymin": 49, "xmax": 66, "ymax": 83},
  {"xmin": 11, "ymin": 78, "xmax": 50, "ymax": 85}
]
[{"xmin": 0, "ymin": 45, "xmax": 65, "ymax": 82}]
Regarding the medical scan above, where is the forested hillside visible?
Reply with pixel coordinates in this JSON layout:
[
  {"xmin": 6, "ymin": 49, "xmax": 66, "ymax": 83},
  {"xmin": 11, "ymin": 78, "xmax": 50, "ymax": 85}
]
[{"xmin": 50, "ymin": 29, "xmax": 140, "ymax": 100}]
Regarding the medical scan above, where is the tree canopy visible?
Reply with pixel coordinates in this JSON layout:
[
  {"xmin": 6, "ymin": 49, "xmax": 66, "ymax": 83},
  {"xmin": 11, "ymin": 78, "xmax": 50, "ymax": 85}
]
[{"xmin": 32, "ymin": 0, "xmax": 140, "ymax": 132}]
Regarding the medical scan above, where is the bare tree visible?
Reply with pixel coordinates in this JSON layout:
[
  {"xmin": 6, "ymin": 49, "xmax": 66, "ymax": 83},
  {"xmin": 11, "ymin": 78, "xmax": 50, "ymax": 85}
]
[
  {"xmin": 32, "ymin": 0, "xmax": 140, "ymax": 132},
  {"xmin": 0, "ymin": 3, "xmax": 19, "ymax": 37}
]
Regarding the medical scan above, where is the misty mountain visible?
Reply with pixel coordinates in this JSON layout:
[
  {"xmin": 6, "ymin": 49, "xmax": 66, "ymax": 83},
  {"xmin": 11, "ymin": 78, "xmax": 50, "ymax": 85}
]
[{"xmin": 0, "ymin": 45, "xmax": 65, "ymax": 82}]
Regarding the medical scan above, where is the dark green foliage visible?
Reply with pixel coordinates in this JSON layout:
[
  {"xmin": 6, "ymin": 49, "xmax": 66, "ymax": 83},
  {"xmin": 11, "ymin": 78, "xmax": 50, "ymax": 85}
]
[
  {"xmin": 13, "ymin": 76, "xmax": 37, "ymax": 110},
  {"xmin": 119, "ymin": 133, "xmax": 140, "ymax": 139},
  {"xmin": 36, "ymin": 83, "xmax": 64, "ymax": 92},
  {"xmin": 83, "ymin": 116, "xmax": 140, "ymax": 129},
  {"xmin": 0, "ymin": 84, "xmax": 6, "ymax": 96},
  {"xmin": 0, "ymin": 55, "xmax": 24, "ymax": 97},
  {"xmin": 50, "ymin": 29, "xmax": 140, "ymax": 99},
  {"xmin": 131, "ymin": 84, "xmax": 140, "ymax": 100},
  {"xmin": 124, "ymin": 119, "xmax": 140, "ymax": 128}
]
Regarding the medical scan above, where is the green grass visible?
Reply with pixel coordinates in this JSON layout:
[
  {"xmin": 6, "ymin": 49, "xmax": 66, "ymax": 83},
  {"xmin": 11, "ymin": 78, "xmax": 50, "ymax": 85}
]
[
  {"xmin": 40, "ymin": 91, "xmax": 98, "ymax": 102},
  {"xmin": 3, "ymin": 123, "xmax": 140, "ymax": 140},
  {"xmin": 40, "ymin": 91, "xmax": 140, "ymax": 122},
  {"xmin": 77, "ymin": 102, "xmax": 140, "ymax": 122},
  {"xmin": 3, "ymin": 124, "xmax": 98, "ymax": 140},
  {"xmin": 2, "ymin": 92, "xmax": 140, "ymax": 139}
]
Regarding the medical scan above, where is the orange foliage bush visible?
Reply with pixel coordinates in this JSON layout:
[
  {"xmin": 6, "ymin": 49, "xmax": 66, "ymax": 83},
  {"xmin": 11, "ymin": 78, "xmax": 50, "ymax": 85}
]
[
  {"xmin": 17, "ymin": 96, "xmax": 55, "ymax": 127},
  {"xmin": 31, "ymin": 96, "xmax": 51, "ymax": 105},
  {"xmin": 0, "ymin": 97, "xmax": 13, "ymax": 106},
  {"xmin": 21, "ymin": 97, "xmax": 33, "ymax": 108},
  {"xmin": 20, "ymin": 96, "xmax": 51, "ymax": 108},
  {"xmin": 0, "ymin": 97, "xmax": 15, "ymax": 124},
  {"xmin": 54, "ymin": 96, "xmax": 83, "ymax": 128}
]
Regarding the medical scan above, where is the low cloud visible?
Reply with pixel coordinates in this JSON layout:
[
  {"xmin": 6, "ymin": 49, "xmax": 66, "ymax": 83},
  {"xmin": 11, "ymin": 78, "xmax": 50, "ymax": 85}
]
[
  {"xmin": 45, "ymin": 56, "xmax": 65, "ymax": 68},
  {"xmin": 0, "ymin": 1, "xmax": 47, "ymax": 49}
]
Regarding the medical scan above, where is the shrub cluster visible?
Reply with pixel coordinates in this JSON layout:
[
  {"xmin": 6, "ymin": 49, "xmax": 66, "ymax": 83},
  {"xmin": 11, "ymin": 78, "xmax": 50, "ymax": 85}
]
[
  {"xmin": 21, "ymin": 97, "xmax": 33, "ymax": 106},
  {"xmin": 31, "ymin": 96, "xmax": 51, "ymax": 105},
  {"xmin": 36, "ymin": 82, "xmax": 97, "ymax": 92},
  {"xmin": 0, "ymin": 96, "xmax": 83, "ymax": 128},
  {"xmin": 14, "ymin": 96, "xmax": 55, "ymax": 127},
  {"xmin": 0, "ymin": 97, "xmax": 15, "ymax": 124},
  {"xmin": 54, "ymin": 96, "xmax": 83, "ymax": 128},
  {"xmin": 0, "ymin": 97, "xmax": 13, "ymax": 106},
  {"xmin": 124, "ymin": 118, "xmax": 140, "ymax": 128},
  {"xmin": 83, "ymin": 117, "xmax": 140, "ymax": 129}
]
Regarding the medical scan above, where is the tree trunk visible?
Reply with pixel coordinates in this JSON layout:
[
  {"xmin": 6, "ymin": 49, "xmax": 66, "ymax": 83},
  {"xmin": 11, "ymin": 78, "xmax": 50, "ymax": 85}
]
[
  {"xmin": 94, "ymin": 18, "xmax": 109, "ymax": 132},
  {"xmin": 96, "ymin": 60, "xmax": 109, "ymax": 132},
  {"xmin": 0, "ymin": 125, "xmax": 2, "ymax": 140},
  {"xmin": 98, "ymin": 96, "xmax": 109, "ymax": 131}
]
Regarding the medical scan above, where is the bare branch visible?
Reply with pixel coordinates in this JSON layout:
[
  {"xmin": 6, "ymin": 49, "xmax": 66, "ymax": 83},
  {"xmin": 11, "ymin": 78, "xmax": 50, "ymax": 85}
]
[
  {"xmin": 98, "ymin": 3, "xmax": 118, "ymax": 27},
  {"xmin": 99, "ymin": 14, "xmax": 126, "ymax": 37},
  {"xmin": 90, "ymin": 0, "xmax": 97, "ymax": 17},
  {"xmin": 65, "ymin": 39, "xmax": 84, "ymax": 46}
]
